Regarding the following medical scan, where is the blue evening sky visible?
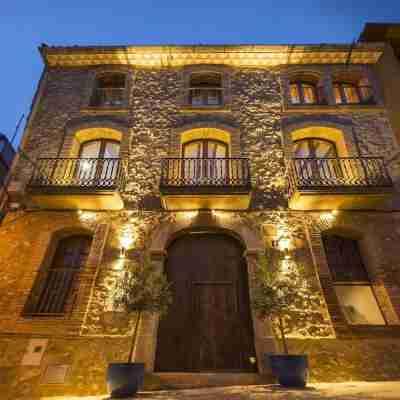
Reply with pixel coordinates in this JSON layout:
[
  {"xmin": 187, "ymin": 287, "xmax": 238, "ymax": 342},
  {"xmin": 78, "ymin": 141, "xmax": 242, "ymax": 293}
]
[{"xmin": 1, "ymin": 1, "xmax": 399, "ymax": 145}]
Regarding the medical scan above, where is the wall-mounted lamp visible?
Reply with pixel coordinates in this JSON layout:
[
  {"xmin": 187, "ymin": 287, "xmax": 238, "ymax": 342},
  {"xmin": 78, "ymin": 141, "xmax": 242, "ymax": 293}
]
[{"xmin": 120, "ymin": 246, "xmax": 127, "ymax": 259}]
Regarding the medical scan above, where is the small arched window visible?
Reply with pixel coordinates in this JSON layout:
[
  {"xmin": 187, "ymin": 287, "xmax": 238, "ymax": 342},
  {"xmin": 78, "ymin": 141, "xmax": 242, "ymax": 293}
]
[
  {"xmin": 290, "ymin": 82, "xmax": 318, "ymax": 105},
  {"xmin": 24, "ymin": 235, "xmax": 92, "ymax": 316},
  {"xmin": 90, "ymin": 73, "xmax": 126, "ymax": 107},
  {"xmin": 333, "ymin": 76, "xmax": 374, "ymax": 105},
  {"xmin": 189, "ymin": 72, "xmax": 223, "ymax": 106},
  {"xmin": 322, "ymin": 233, "xmax": 385, "ymax": 325}
]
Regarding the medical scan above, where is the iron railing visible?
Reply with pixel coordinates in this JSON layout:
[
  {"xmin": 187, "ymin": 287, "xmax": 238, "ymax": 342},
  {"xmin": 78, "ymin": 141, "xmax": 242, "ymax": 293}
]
[
  {"xmin": 160, "ymin": 158, "xmax": 251, "ymax": 189},
  {"xmin": 24, "ymin": 268, "xmax": 78, "ymax": 316},
  {"xmin": 288, "ymin": 157, "xmax": 393, "ymax": 196},
  {"xmin": 188, "ymin": 87, "xmax": 223, "ymax": 106},
  {"xmin": 29, "ymin": 157, "xmax": 126, "ymax": 190},
  {"xmin": 90, "ymin": 88, "xmax": 125, "ymax": 107}
]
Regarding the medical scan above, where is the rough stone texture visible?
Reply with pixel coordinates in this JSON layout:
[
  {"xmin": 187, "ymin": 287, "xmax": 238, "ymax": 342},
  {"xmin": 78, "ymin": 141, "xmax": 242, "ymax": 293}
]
[
  {"xmin": 2, "ymin": 62, "xmax": 400, "ymax": 398},
  {"xmin": 37, "ymin": 381, "xmax": 400, "ymax": 400}
]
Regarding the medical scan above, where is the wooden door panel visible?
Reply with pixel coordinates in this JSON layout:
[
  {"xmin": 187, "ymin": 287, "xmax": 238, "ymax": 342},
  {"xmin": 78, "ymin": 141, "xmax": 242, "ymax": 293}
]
[{"xmin": 155, "ymin": 233, "xmax": 256, "ymax": 372}]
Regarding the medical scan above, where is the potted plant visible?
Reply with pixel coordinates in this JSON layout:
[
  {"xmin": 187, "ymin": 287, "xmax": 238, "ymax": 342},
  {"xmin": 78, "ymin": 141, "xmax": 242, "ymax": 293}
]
[
  {"xmin": 107, "ymin": 256, "xmax": 172, "ymax": 398},
  {"xmin": 251, "ymin": 252, "xmax": 318, "ymax": 388}
]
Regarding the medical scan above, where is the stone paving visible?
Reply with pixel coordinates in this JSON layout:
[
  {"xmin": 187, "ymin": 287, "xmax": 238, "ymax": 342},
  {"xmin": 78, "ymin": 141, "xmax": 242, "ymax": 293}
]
[{"xmin": 41, "ymin": 381, "xmax": 400, "ymax": 400}]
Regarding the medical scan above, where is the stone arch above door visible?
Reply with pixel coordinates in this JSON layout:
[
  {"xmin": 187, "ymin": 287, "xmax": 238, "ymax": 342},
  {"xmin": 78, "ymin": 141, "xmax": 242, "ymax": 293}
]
[{"xmin": 148, "ymin": 211, "xmax": 264, "ymax": 256}]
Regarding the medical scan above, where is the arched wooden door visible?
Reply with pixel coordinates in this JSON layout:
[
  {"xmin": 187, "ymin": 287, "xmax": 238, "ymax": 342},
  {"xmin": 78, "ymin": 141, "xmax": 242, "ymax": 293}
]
[{"xmin": 155, "ymin": 233, "xmax": 257, "ymax": 372}]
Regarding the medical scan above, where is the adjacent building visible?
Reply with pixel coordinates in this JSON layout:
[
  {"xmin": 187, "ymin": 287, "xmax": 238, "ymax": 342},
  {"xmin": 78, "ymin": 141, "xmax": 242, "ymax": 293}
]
[
  {"xmin": 359, "ymin": 23, "xmax": 400, "ymax": 144},
  {"xmin": 1, "ymin": 41, "xmax": 400, "ymax": 398}
]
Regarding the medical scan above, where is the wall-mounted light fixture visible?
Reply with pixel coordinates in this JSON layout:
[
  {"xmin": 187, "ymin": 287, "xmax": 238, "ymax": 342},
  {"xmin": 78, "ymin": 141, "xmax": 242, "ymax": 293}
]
[{"xmin": 120, "ymin": 246, "xmax": 127, "ymax": 259}]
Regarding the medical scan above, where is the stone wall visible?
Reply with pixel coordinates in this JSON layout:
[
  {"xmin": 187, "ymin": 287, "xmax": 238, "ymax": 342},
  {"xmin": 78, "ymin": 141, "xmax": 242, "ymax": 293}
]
[{"xmin": 1, "ymin": 62, "xmax": 400, "ymax": 397}]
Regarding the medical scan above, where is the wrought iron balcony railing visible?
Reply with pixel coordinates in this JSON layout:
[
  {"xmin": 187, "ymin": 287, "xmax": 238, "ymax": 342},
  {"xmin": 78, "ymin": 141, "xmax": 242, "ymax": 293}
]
[
  {"xmin": 90, "ymin": 88, "xmax": 126, "ymax": 107},
  {"xmin": 160, "ymin": 158, "xmax": 251, "ymax": 191},
  {"xmin": 288, "ymin": 157, "xmax": 393, "ymax": 196},
  {"xmin": 29, "ymin": 158, "xmax": 126, "ymax": 190}
]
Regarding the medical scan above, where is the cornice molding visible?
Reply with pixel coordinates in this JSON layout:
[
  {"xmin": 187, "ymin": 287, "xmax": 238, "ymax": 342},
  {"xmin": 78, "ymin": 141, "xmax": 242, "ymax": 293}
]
[{"xmin": 40, "ymin": 43, "xmax": 384, "ymax": 68}]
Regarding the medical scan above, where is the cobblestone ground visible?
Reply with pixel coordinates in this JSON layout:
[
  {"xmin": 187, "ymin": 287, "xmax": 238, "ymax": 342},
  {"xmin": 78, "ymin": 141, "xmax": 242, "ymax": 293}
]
[{"xmin": 42, "ymin": 382, "xmax": 400, "ymax": 400}]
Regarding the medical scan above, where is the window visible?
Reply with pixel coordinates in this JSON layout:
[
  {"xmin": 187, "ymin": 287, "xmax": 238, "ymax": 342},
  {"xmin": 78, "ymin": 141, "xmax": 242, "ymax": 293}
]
[
  {"xmin": 24, "ymin": 235, "xmax": 92, "ymax": 316},
  {"xmin": 90, "ymin": 73, "xmax": 126, "ymax": 107},
  {"xmin": 293, "ymin": 138, "xmax": 337, "ymax": 158},
  {"xmin": 78, "ymin": 139, "xmax": 120, "ymax": 187},
  {"xmin": 189, "ymin": 73, "xmax": 223, "ymax": 106},
  {"xmin": 322, "ymin": 234, "xmax": 385, "ymax": 325},
  {"xmin": 333, "ymin": 78, "xmax": 374, "ymax": 105},
  {"xmin": 183, "ymin": 139, "xmax": 228, "ymax": 183},
  {"xmin": 289, "ymin": 82, "xmax": 320, "ymax": 105}
]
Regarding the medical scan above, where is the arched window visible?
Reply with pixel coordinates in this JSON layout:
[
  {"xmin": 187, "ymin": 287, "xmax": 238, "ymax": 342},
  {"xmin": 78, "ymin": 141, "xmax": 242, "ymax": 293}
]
[
  {"xmin": 24, "ymin": 235, "xmax": 92, "ymax": 316},
  {"xmin": 183, "ymin": 139, "xmax": 228, "ymax": 183},
  {"xmin": 293, "ymin": 138, "xmax": 337, "ymax": 158},
  {"xmin": 322, "ymin": 233, "xmax": 385, "ymax": 325},
  {"xmin": 333, "ymin": 76, "xmax": 374, "ymax": 105},
  {"xmin": 189, "ymin": 72, "xmax": 223, "ymax": 106},
  {"xmin": 90, "ymin": 73, "xmax": 126, "ymax": 107},
  {"xmin": 78, "ymin": 139, "xmax": 120, "ymax": 187}
]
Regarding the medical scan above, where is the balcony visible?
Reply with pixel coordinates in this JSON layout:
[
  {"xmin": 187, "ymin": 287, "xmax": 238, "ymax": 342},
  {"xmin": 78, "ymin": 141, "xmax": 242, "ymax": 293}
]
[
  {"xmin": 89, "ymin": 88, "xmax": 126, "ymax": 108},
  {"xmin": 160, "ymin": 158, "xmax": 251, "ymax": 210},
  {"xmin": 288, "ymin": 157, "xmax": 394, "ymax": 210},
  {"xmin": 28, "ymin": 158, "xmax": 126, "ymax": 210}
]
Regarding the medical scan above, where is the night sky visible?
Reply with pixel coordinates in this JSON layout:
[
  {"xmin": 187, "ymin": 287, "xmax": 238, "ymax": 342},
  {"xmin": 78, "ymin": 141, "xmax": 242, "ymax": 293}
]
[{"xmin": 1, "ymin": 1, "xmax": 399, "ymax": 144}]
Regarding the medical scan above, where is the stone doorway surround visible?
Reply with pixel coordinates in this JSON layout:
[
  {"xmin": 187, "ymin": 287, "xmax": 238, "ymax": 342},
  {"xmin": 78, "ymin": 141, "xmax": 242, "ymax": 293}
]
[{"xmin": 133, "ymin": 211, "xmax": 275, "ymax": 374}]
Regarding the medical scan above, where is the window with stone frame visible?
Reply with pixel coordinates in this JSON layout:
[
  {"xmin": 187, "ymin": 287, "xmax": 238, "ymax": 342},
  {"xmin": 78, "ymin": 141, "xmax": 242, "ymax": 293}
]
[
  {"xmin": 23, "ymin": 235, "xmax": 92, "ymax": 316},
  {"xmin": 322, "ymin": 233, "xmax": 385, "ymax": 325},
  {"xmin": 332, "ymin": 72, "xmax": 375, "ymax": 105},
  {"xmin": 188, "ymin": 72, "xmax": 223, "ymax": 106},
  {"xmin": 89, "ymin": 73, "xmax": 126, "ymax": 107},
  {"xmin": 288, "ymin": 73, "xmax": 326, "ymax": 105}
]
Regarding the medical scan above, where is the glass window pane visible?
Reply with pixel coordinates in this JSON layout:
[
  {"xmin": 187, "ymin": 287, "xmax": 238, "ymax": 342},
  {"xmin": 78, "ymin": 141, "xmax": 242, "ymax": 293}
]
[
  {"xmin": 104, "ymin": 142, "xmax": 120, "ymax": 158},
  {"xmin": 359, "ymin": 86, "xmax": 373, "ymax": 102},
  {"xmin": 80, "ymin": 141, "xmax": 101, "ymax": 158},
  {"xmin": 207, "ymin": 141, "xmax": 227, "ymax": 158},
  {"xmin": 184, "ymin": 141, "xmax": 203, "ymax": 158},
  {"xmin": 313, "ymin": 139, "xmax": 337, "ymax": 158},
  {"xmin": 333, "ymin": 85, "xmax": 343, "ymax": 104},
  {"xmin": 293, "ymin": 140, "xmax": 311, "ymax": 158},
  {"xmin": 343, "ymin": 85, "xmax": 360, "ymax": 104},
  {"xmin": 207, "ymin": 90, "xmax": 220, "ymax": 105},
  {"xmin": 290, "ymin": 84, "xmax": 300, "ymax": 104},
  {"xmin": 302, "ymin": 84, "xmax": 316, "ymax": 104},
  {"xmin": 190, "ymin": 89, "xmax": 203, "ymax": 106},
  {"xmin": 323, "ymin": 235, "xmax": 369, "ymax": 282},
  {"xmin": 335, "ymin": 285, "xmax": 385, "ymax": 325}
]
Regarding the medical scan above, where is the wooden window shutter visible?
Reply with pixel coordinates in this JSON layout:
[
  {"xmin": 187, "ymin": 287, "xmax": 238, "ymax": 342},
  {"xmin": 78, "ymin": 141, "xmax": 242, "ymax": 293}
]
[{"xmin": 322, "ymin": 234, "xmax": 369, "ymax": 282}]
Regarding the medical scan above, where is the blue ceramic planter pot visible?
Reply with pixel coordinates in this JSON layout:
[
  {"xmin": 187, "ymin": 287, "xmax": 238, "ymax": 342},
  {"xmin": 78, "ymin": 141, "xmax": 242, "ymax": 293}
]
[
  {"xmin": 107, "ymin": 363, "xmax": 145, "ymax": 398},
  {"xmin": 266, "ymin": 354, "xmax": 308, "ymax": 387}
]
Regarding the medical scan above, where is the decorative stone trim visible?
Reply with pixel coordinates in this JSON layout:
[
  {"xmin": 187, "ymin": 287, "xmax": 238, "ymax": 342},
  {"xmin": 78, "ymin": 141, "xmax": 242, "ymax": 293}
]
[
  {"xmin": 40, "ymin": 44, "xmax": 383, "ymax": 68},
  {"xmin": 170, "ymin": 121, "xmax": 241, "ymax": 157}
]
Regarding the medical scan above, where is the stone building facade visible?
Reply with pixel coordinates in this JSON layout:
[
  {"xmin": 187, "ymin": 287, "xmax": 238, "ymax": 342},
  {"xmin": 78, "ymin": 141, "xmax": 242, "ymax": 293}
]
[{"xmin": 1, "ymin": 43, "xmax": 400, "ymax": 398}]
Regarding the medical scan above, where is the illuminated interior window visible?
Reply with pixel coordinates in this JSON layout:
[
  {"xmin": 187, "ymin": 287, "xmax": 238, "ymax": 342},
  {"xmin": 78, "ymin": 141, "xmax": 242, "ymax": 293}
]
[
  {"xmin": 289, "ymin": 81, "xmax": 319, "ymax": 105},
  {"xmin": 183, "ymin": 139, "xmax": 228, "ymax": 183},
  {"xmin": 189, "ymin": 73, "xmax": 223, "ymax": 106},
  {"xmin": 333, "ymin": 78, "xmax": 374, "ymax": 105},
  {"xmin": 293, "ymin": 138, "xmax": 337, "ymax": 158},
  {"xmin": 78, "ymin": 139, "xmax": 120, "ymax": 186},
  {"xmin": 323, "ymin": 234, "xmax": 385, "ymax": 325}
]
